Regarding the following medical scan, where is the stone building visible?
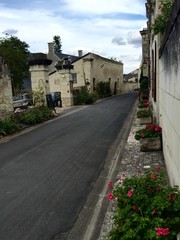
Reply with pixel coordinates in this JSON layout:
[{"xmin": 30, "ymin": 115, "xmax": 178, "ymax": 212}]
[
  {"xmin": 144, "ymin": 0, "xmax": 180, "ymax": 188},
  {"xmin": 29, "ymin": 43, "xmax": 123, "ymax": 108}
]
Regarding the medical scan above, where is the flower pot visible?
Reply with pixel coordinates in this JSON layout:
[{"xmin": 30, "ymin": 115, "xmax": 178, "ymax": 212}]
[
  {"xmin": 139, "ymin": 116, "xmax": 152, "ymax": 125},
  {"xmin": 140, "ymin": 137, "xmax": 162, "ymax": 152}
]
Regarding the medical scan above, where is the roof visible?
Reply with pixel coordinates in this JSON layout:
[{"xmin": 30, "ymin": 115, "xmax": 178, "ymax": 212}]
[{"xmin": 54, "ymin": 51, "xmax": 80, "ymax": 63}]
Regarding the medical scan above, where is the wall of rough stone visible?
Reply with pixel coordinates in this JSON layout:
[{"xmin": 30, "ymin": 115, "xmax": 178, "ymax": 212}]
[{"xmin": 0, "ymin": 57, "xmax": 13, "ymax": 119}]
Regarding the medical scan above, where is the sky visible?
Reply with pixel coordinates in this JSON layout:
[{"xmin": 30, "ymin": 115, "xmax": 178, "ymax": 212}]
[{"xmin": 0, "ymin": 0, "xmax": 147, "ymax": 74}]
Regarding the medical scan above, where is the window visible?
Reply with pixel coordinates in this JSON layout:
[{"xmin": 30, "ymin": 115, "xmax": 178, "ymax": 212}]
[
  {"xmin": 152, "ymin": 42, "xmax": 157, "ymax": 102},
  {"xmin": 71, "ymin": 73, "xmax": 77, "ymax": 83}
]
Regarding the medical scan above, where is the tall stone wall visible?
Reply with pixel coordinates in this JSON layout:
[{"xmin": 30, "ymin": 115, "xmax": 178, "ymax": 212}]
[
  {"xmin": 0, "ymin": 57, "xmax": 13, "ymax": 119},
  {"xmin": 159, "ymin": 0, "xmax": 180, "ymax": 187}
]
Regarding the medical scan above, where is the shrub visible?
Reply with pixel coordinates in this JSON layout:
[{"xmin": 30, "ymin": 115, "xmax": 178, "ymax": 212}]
[
  {"xmin": 0, "ymin": 117, "xmax": 20, "ymax": 136},
  {"xmin": 135, "ymin": 123, "xmax": 162, "ymax": 140},
  {"xmin": 96, "ymin": 81, "xmax": 112, "ymax": 98},
  {"xmin": 17, "ymin": 106, "xmax": 54, "ymax": 125},
  {"xmin": 74, "ymin": 87, "xmax": 95, "ymax": 105},
  {"xmin": 108, "ymin": 167, "xmax": 180, "ymax": 240}
]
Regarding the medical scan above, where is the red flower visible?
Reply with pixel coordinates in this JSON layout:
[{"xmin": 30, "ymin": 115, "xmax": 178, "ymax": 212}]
[
  {"xmin": 127, "ymin": 190, "xmax": 133, "ymax": 197},
  {"xmin": 156, "ymin": 228, "xmax": 169, "ymax": 236},
  {"xmin": 132, "ymin": 205, "xmax": 137, "ymax": 211},
  {"xmin": 108, "ymin": 192, "xmax": 114, "ymax": 201},
  {"xmin": 151, "ymin": 173, "xmax": 156, "ymax": 179},
  {"xmin": 152, "ymin": 209, "xmax": 156, "ymax": 214},
  {"xmin": 168, "ymin": 192, "xmax": 175, "ymax": 201},
  {"xmin": 141, "ymin": 133, "xmax": 145, "ymax": 138},
  {"xmin": 108, "ymin": 181, "xmax": 113, "ymax": 189},
  {"xmin": 155, "ymin": 166, "xmax": 161, "ymax": 171}
]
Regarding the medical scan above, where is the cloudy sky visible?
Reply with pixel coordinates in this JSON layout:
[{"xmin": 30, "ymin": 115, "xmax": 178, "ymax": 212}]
[{"xmin": 0, "ymin": 0, "xmax": 147, "ymax": 73}]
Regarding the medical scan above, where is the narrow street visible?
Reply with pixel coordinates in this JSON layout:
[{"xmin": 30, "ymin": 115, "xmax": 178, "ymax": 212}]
[{"xmin": 0, "ymin": 92, "xmax": 138, "ymax": 240}]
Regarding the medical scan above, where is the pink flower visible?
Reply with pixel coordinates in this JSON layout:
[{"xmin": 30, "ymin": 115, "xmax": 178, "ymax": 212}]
[
  {"xmin": 108, "ymin": 192, "xmax": 114, "ymax": 201},
  {"xmin": 119, "ymin": 172, "xmax": 126, "ymax": 183},
  {"xmin": 108, "ymin": 181, "xmax": 113, "ymax": 189},
  {"xmin": 151, "ymin": 173, "xmax": 156, "ymax": 179},
  {"xmin": 127, "ymin": 190, "xmax": 133, "ymax": 197},
  {"xmin": 155, "ymin": 166, "xmax": 161, "ymax": 171},
  {"xmin": 156, "ymin": 228, "xmax": 169, "ymax": 236}
]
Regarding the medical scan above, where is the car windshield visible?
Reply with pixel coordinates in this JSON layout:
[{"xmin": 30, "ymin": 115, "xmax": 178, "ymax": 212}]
[{"xmin": 13, "ymin": 96, "xmax": 23, "ymax": 101}]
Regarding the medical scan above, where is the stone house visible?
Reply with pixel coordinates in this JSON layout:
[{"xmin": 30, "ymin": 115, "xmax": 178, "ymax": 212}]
[
  {"xmin": 29, "ymin": 45, "xmax": 123, "ymax": 108},
  {"xmin": 143, "ymin": 0, "xmax": 180, "ymax": 187}
]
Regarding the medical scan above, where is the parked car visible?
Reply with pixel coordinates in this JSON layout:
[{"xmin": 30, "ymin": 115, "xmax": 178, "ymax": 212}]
[
  {"xmin": 50, "ymin": 92, "xmax": 61, "ymax": 107},
  {"xmin": 13, "ymin": 93, "xmax": 33, "ymax": 110}
]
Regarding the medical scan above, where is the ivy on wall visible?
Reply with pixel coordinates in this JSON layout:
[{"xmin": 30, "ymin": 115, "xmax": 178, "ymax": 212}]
[{"xmin": 151, "ymin": 0, "xmax": 174, "ymax": 35}]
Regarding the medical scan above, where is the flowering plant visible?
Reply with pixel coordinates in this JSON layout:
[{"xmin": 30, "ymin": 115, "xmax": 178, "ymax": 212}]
[
  {"xmin": 108, "ymin": 168, "xmax": 180, "ymax": 239},
  {"xmin": 138, "ymin": 99, "xmax": 149, "ymax": 108},
  {"xmin": 151, "ymin": 0, "xmax": 174, "ymax": 35},
  {"xmin": 135, "ymin": 123, "xmax": 162, "ymax": 140},
  {"xmin": 137, "ymin": 109, "xmax": 151, "ymax": 118}
]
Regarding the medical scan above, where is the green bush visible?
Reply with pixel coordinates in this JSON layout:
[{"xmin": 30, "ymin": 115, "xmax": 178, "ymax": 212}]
[
  {"xmin": 108, "ymin": 167, "xmax": 180, "ymax": 240},
  {"xmin": 17, "ymin": 106, "xmax": 54, "ymax": 125},
  {"xmin": 0, "ymin": 117, "xmax": 20, "ymax": 136},
  {"xmin": 96, "ymin": 81, "xmax": 112, "ymax": 98},
  {"xmin": 74, "ymin": 88, "xmax": 95, "ymax": 105}
]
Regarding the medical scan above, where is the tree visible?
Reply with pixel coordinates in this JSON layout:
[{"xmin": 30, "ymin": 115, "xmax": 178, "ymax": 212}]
[
  {"xmin": 53, "ymin": 35, "xmax": 62, "ymax": 53},
  {"xmin": 0, "ymin": 35, "xmax": 30, "ymax": 93}
]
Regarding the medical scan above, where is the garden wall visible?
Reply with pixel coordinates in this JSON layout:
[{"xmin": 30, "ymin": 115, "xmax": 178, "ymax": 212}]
[{"xmin": 0, "ymin": 57, "xmax": 13, "ymax": 119}]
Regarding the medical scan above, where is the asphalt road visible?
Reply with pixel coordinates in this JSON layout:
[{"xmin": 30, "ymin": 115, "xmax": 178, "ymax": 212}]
[{"xmin": 0, "ymin": 92, "xmax": 138, "ymax": 240}]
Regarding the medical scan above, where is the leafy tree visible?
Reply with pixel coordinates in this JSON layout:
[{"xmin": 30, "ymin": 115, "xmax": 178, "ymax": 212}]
[
  {"xmin": 53, "ymin": 35, "xmax": 62, "ymax": 53},
  {"xmin": 0, "ymin": 35, "xmax": 30, "ymax": 93}
]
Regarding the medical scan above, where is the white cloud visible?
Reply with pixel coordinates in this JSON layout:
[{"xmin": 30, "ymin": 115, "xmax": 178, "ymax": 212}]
[{"xmin": 0, "ymin": 0, "xmax": 147, "ymax": 73}]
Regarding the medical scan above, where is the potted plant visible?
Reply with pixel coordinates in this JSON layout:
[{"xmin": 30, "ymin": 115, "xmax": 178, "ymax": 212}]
[
  {"xmin": 135, "ymin": 123, "xmax": 162, "ymax": 151},
  {"xmin": 138, "ymin": 99, "xmax": 149, "ymax": 109},
  {"xmin": 137, "ymin": 109, "xmax": 152, "ymax": 125},
  {"xmin": 108, "ymin": 167, "xmax": 180, "ymax": 240}
]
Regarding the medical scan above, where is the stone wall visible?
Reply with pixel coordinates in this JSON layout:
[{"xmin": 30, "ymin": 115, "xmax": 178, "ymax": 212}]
[
  {"xmin": 159, "ymin": 0, "xmax": 180, "ymax": 187},
  {"xmin": 121, "ymin": 82, "xmax": 138, "ymax": 93},
  {"xmin": 0, "ymin": 57, "xmax": 13, "ymax": 119}
]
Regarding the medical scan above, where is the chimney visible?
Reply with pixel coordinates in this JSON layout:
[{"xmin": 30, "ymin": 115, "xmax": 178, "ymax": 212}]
[
  {"xmin": 48, "ymin": 42, "xmax": 55, "ymax": 54},
  {"xmin": 78, "ymin": 50, "xmax": 83, "ymax": 57}
]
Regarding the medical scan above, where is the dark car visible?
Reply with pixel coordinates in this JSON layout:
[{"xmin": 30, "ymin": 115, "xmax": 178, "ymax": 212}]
[
  {"xmin": 50, "ymin": 92, "xmax": 61, "ymax": 107},
  {"xmin": 13, "ymin": 93, "xmax": 33, "ymax": 110}
]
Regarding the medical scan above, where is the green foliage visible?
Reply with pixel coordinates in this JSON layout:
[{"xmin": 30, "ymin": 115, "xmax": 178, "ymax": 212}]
[
  {"xmin": 137, "ymin": 109, "xmax": 151, "ymax": 118},
  {"xmin": 135, "ymin": 123, "xmax": 162, "ymax": 140},
  {"xmin": 0, "ymin": 117, "xmax": 20, "ymax": 136},
  {"xmin": 0, "ymin": 35, "xmax": 30, "ymax": 93},
  {"xmin": 96, "ymin": 81, "xmax": 112, "ymax": 98},
  {"xmin": 108, "ymin": 168, "xmax": 180, "ymax": 240},
  {"xmin": 74, "ymin": 87, "xmax": 95, "ymax": 105},
  {"xmin": 151, "ymin": 0, "xmax": 174, "ymax": 35},
  {"xmin": 138, "ymin": 99, "xmax": 149, "ymax": 108},
  {"xmin": 53, "ymin": 35, "xmax": 62, "ymax": 53},
  {"xmin": 139, "ymin": 76, "xmax": 148, "ymax": 91},
  {"xmin": 17, "ymin": 106, "xmax": 54, "ymax": 125},
  {"xmin": 0, "ymin": 106, "xmax": 55, "ymax": 136}
]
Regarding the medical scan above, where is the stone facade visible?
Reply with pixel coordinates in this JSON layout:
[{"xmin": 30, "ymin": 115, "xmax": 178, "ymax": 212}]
[
  {"xmin": 145, "ymin": 0, "xmax": 180, "ymax": 187},
  {"xmin": 0, "ymin": 57, "xmax": 13, "ymax": 119}
]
